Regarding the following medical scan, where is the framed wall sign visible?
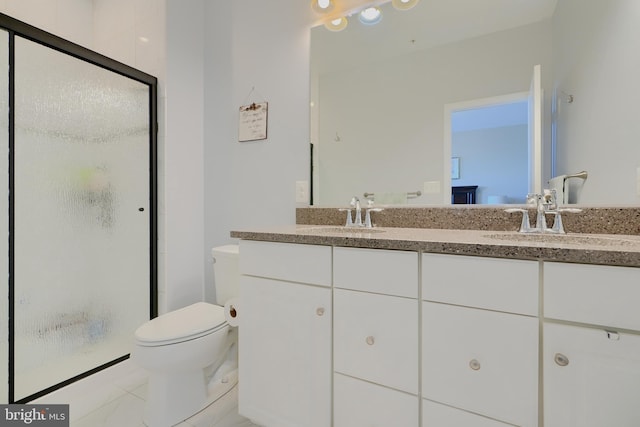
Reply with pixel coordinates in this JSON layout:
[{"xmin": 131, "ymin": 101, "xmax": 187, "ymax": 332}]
[{"xmin": 238, "ymin": 102, "xmax": 268, "ymax": 142}]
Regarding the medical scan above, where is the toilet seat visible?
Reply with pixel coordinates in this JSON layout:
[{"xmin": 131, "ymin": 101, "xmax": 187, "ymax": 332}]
[{"xmin": 135, "ymin": 302, "xmax": 227, "ymax": 347}]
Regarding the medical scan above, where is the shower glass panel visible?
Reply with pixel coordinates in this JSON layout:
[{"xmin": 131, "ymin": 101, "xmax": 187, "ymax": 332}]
[
  {"xmin": 13, "ymin": 36, "xmax": 151, "ymax": 401},
  {"xmin": 0, "ymin": 28, "xmax": 8, "ymax": 404}
]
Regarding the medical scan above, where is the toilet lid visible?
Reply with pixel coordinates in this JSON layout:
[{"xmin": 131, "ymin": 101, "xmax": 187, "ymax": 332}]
[{"xmin": 135, "ymin": 302, "xmax": 227, "ymax": 346}]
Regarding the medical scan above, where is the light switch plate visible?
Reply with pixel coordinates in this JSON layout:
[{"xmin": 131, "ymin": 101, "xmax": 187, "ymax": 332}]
[
  {"xmin": 423, "ymin": 181, "xmax": 441, "ymax": 194},
  {"xmin": 296, "ymin": 180, "xmax": 309, "ymax": 203}
]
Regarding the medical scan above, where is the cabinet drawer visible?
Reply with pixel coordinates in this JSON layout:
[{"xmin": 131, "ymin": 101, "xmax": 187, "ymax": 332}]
[
  {"xmin": 422, "ymin": 253, "xmax": 538, "ymax": 316},
  {"xmin": 239, "ymin": 240, "xmax": 331, "ymax": 286},
  {"xmin": 334, "ymin": 373, "xmax": 418, "ymax": 427},
  {"xmin": 334, "ymin": 247, "xmax": 418, "ymax": 298},
  {"xmin": 334, "ymin": 289, "xmax": 418, "ymax": 394},
  {"xmin": 422, "ymin": 399, "xmax": 514, "ymax": 427},
  {"xmin": 544, "ymin": 322, "xmax": 640, "ymax": 427},
  {"xmin": 544, "ymin": 262, "xmax": 640, "ymax": 330},
  {"xmin": 422, "ymin": 302, "xmax": 538, "ymax": 426}
]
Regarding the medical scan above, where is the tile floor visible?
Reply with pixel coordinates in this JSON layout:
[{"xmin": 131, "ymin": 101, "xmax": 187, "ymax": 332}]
[{"xmin": 32, "ymin": 360, "xmax": 258, "ymax": 427}]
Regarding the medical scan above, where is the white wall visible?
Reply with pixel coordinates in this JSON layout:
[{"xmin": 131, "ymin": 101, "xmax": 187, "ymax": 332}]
[
  {"xmin": 0, "ymin": 0, "xmax": 93, "ymax": 47},
  {"xmin": 164, "ymin": 0, "xmax": 206, "ymax": 310},
  {"xmin": 452, "ymin": 125, "xmax": 528, "ymax": 204},
  {"xmin": 553, "ymin": 0, "xmax": 640, "ymax": 205},
  {"xmin": 315, "ymin": 21, "xmax": 553, "ymax": 206},
  {"xmin": 202, "ymin": 0, "xmax": 315, "ymax": 292}
]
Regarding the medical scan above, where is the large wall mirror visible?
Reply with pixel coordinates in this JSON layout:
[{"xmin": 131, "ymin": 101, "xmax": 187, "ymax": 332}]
[{"xmin": 310, "ymin": 0, "xmax": 640, "ymax": 207}]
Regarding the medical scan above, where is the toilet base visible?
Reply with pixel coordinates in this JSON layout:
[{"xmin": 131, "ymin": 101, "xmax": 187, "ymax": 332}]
[
  {"xmin": 143, "ymin": 367, "xmax": 239, "ymax": 427},
  {"xmin": 144, "ymin": 369, "xmax": 206, "ymax": 427}
]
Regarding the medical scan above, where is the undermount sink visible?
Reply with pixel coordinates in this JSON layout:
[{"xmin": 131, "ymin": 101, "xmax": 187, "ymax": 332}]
[
  {"xmin": 484, "ymin": 232, "xmax": 640, "ymax": 247},
  {"xmin": 298, "ymin": 226, "xmax": 386, "ymax": 235}
]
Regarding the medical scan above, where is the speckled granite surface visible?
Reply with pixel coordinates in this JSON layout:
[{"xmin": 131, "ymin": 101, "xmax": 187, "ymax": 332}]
[
  {"xmin": 230, "ymin": 225, "xmax": 640, "ymax": 267},
  {"xmin": 296, "ymin": 206, "xmax": 640, "ymax": 235}
]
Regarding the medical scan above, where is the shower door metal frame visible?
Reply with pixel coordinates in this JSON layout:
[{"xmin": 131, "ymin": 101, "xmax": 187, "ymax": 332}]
[{"xmin": 0, "ymin": 12, "xmax": 158, "ymax": 404}]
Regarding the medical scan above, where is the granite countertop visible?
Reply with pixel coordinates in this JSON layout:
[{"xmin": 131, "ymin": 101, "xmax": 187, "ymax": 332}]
[{"xmin": 231, "ymin": 225, "xmax": 640, "ymax": 268}]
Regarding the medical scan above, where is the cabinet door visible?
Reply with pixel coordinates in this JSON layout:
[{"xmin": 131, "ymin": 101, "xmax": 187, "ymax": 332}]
[
  {"xmin": 422, "ymin": 302, "xmax": 538, "ymax": 427},
  {"xmin": 544, "ymin": 322, "xmax": 640, "ymax": 427},
  {"xmin": 239, "ymin": 275, "xmax": 331, "ymax": 427},
  {"xmin": 334, "ymin": 289, "xmax": 419, "ymax": 394},
  {"xmin": 334, "ymin": 373, "xmax": 418, "ymax": 427}
]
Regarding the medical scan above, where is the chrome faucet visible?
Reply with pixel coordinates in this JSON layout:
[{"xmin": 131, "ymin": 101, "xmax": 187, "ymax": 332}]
[
  {"xmin": 534, "ymin": 191, "xmax": 552, "ymax": 232},
  {"xmin": 338, "ymin": 197, "xmax": 383, "ymax": 228},
  {"xmin": 352, "ymin": 197, "xmax": 363, "ymax": 226},
  {"xmin": 507, "ymin": 189, "xmax": 581, "ymax": 233},
  {"xmin": 540, "ymin": 189, "xmax": 583, "ymax": 233}
]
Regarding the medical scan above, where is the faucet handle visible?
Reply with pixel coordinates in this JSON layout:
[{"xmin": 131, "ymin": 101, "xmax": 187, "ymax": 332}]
[
  {"xmin": 338, "ymin": 208, "xmax": 353, "ymax": 227},
  {"xmin": 545, "ymin": 207, "xmax": 582, "ymax": 234},
  {"xmin": 364, "ymin": 208, "xmax": 384, "ymax": 228},
  {"xmin": 505, "ymin": 208, "xmax": 532, "ymax": 233},
  {"xmin": 543, "ymin": 189, "xmax": 557, "ymax": 209},
  {"xmin": 526, "ymin": 193, "xmax": 541, "ymax": 205}
]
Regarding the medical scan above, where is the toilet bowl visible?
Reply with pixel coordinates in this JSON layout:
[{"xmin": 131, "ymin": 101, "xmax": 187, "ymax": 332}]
[{"xmin": 132, "ymin": 245, "xmax": 240, "ymax": 427}]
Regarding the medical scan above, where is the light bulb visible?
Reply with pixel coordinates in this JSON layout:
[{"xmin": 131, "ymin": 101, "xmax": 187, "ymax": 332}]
[
  {"xmin": 359, "ymin": 7, "xmax": 382, "ymax": 25},
  {"xmin": 324, "ymin": 16, "xmax": 348, "ymax": 32},
  {"xmin": 392, "ymin": 0, "xmax": 419, "ymax": 11},
  {"xmin": 311, "ymin": 0, "xmax": 334, "ymax": 14}
]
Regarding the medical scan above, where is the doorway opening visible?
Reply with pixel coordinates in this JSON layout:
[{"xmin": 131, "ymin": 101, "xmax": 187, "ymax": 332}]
[{"xmin": 444, "ymin": 93, "xmax": 529, "ymax": 204}]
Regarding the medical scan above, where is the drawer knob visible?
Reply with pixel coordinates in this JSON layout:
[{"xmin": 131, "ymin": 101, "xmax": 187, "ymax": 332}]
[
  {"xmin": 316, "ymin": 307, "xmax": 325, "ymax": 316},
  {"xmin": 365, "ymin": 336, "xmax": 375, "ymax": 346},
  {"xmin": 554, "ymin": 353, "xmax": 569, "ymax": 367},
  {"xmin": 469, "ymin": 359, "xmax": 481, "ymax": 371}
]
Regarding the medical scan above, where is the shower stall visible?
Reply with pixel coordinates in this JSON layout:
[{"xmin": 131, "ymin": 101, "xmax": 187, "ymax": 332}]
[{"xmin": 0, "ymin": 14, "xmax": 158, "ymax": 403}]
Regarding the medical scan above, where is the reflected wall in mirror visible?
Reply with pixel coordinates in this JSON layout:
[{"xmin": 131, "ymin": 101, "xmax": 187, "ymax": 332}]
[{"xmin": 310, "ymin": 0, "xmax": 640, "ymax": 206}]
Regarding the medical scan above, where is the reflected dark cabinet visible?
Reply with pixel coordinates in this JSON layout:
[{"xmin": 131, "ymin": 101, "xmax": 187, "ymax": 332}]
[{"xmin": 452, "ymin": 186, "xmax": 478, "ymax": 204}]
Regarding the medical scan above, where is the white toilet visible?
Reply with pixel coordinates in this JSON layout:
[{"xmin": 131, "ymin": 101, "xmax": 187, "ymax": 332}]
[{"xmin": 132, "ymin": 245, "xmax": 240, "ymax": 427}]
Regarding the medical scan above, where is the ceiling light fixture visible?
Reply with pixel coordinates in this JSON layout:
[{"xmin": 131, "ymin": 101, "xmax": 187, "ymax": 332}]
[
  {"xmin": 311, "ymin": 0, "xmax": 334, "ymax": 14},
  {"xmin": 359, "ymin": 7, "xmax": 382, "ymax": 25},
  {"xmin": 392, "ymin": 0, "xmax": 420, "ymax": 11},
  {"xmin": 324, "ymin": 16, "xmax": 348, "ymax": 32}
]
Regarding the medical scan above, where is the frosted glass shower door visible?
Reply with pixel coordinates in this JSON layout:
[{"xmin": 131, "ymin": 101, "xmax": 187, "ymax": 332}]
[{"xmin": 13, "ymin": 36, "xmax": 152, "ymax": 401}]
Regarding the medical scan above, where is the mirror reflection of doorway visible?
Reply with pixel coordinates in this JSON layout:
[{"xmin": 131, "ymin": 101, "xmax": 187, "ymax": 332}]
[{"xmin": 448, "ymin": 95, "xmax": 529, "ymax": 204}]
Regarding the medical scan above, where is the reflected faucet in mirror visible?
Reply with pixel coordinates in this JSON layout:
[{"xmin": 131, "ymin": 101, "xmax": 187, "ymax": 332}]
[
  {"xmin": 548, "ymin": 171, "xmax": 588, "ymax": 205},
  {"xmin": 363, "ymin": 190, "xmax": 422, "ymax": 205}
]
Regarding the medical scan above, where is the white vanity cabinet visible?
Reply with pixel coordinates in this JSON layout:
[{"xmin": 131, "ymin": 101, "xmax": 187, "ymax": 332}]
[
  {"xmin": 543, "ymin": 262, "xmax": 640, "ymax": 427},
  {"xmin": 421, "ymin": 254, "xmax": 539, "ymax": 427},
  {"xmin": 238, "ymin": 240, "xmax": 332, "ymax": 427},
  {"xmin": 333, "ymin": 247, "xmax": 419, "ymax": 427},
  {"xmin": 236, "ymin": 235, "xmax": 640, "ymax": 427}
]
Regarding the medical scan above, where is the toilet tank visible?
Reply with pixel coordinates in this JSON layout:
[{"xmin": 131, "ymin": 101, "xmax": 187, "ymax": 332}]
[{"xmin": 211, "ymin": 245, "xmax": 239, "ymax": 305}]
